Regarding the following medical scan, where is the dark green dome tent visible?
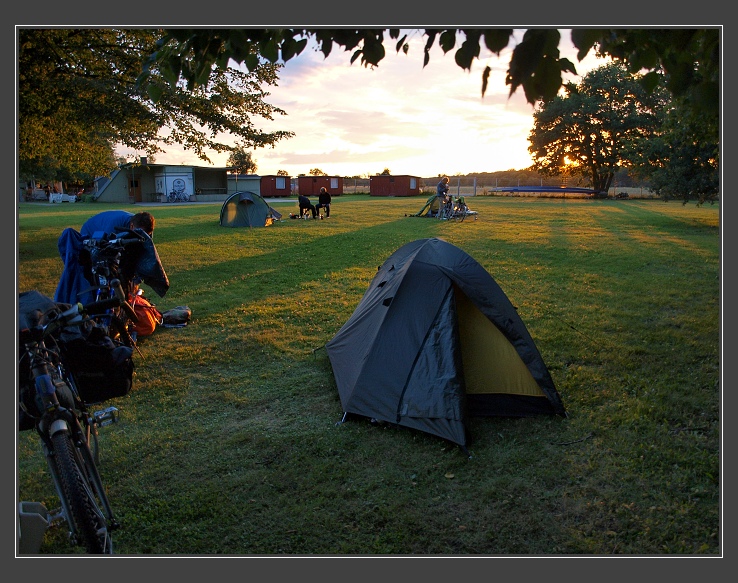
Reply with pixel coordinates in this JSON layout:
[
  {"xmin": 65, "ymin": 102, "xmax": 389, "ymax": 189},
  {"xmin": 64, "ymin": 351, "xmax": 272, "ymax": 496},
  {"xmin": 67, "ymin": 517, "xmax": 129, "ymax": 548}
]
[
  {"xmin": 219, "ymin": 191, "xmax": 282, "ymax": 227},
  {"xmin": 326, "ymin": 237, "xmax": 565, "ymax": 452}
]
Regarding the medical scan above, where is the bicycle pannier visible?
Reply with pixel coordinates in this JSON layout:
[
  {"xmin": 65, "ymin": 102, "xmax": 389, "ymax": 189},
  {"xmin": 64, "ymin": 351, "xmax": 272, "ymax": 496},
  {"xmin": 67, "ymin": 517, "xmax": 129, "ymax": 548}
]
[
  {"xmin": 131, "ymin": 294, "xmax": 162, "ymax": 337},
  {"xmin": 59, "ymin": 326, "xmax": 134, "ymax": 404}
]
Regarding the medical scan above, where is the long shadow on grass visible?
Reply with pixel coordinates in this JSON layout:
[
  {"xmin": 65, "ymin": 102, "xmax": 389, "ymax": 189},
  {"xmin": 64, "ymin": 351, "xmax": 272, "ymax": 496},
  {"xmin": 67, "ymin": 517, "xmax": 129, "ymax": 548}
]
[{"xmin": 158, "ymin": 216, "xmax": 451, "ymax": 312}]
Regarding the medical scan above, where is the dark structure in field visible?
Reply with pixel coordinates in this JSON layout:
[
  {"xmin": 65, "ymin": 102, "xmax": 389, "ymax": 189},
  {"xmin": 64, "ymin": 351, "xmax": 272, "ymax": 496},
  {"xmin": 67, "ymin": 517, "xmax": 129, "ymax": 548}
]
[
  {"xmin": 297, "ymin": 175, "xmax": 343, "ymax": 196},
  {"xmin": 369, "ymin": 174, "xmax": 420, "ymax": 197},
  {"xmin": 259, "ymin": 175, "xmax": 292, "ymax": 198}
]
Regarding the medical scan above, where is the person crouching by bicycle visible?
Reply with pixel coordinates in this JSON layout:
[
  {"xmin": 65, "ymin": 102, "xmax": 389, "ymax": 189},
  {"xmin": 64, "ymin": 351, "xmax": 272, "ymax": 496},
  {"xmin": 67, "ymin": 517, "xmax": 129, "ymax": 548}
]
[
  {"xmin": 80, "ymin": 210, "xmax": 155, "ymax": 239},
  {"xmin": 436, "ymin": 176, "xmax": 450, "ymax": 217},
  {"xmin": 316, "ymin": 187, "xmax": 332, "ymax": 218},
  {"xmin": 54, "ymin": 210, "xmax": 166, "ymax": 305},
  {"xmin": 298, "ymin": 194, "xmax": 318, "ymax": 219}
]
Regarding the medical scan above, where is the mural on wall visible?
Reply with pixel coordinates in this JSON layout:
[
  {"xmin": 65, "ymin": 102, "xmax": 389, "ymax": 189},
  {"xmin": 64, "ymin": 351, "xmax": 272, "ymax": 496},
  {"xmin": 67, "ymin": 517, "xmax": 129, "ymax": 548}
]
[
  {"xmin": 171, "ymin": 178, "xmax": 186, "ymax": 198},
  {"xmin": 155, "ymin": 171, "xmax": 193, "ymax": 197}
]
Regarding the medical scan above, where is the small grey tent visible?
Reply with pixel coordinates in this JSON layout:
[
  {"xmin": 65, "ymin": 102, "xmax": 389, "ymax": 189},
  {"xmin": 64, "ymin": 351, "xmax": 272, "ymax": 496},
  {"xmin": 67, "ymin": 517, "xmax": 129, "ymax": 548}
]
[
  {"xmin": 219, "ymin": 191, "xmax": 282, "ymax": 228},
  {"xmin": 325, "ymin": 237, "xmax": 565, "ymax": 451}
]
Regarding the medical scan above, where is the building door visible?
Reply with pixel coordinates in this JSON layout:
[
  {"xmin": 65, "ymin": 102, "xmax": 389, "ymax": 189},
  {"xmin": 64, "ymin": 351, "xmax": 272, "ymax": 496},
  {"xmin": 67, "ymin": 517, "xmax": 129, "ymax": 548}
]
[{"xmin": 129, "ymin": 178, "xmax": 142, "ymax": 202}]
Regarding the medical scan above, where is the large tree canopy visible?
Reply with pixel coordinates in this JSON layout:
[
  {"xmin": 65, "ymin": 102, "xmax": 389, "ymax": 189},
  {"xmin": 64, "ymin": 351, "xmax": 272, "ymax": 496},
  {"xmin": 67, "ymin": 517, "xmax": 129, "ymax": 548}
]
[
  {"xmin": 18, "ymin": 28, "xmax": 294, "ymax": 180},
  {"xmin": 139, "ymin": 28, "xmax": 719, "ymax": 121},
  {"xmin": 633, "ymin": 99, "xmax": 719, "ymax": 204},
  {"xmin": 527, "ymin": 62, "xmax": 671, "ymax": 193},
  {"xmin": 226, "ymin": 147, "xmax": 258, "ymax": 175}
]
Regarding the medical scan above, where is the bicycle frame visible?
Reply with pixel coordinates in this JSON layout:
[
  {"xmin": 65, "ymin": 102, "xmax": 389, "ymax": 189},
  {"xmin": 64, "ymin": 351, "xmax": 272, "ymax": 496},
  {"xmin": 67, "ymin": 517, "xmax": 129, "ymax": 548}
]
[{"xmin": 82, "ymin": 234, "xmax": 143, "ymax": 347}]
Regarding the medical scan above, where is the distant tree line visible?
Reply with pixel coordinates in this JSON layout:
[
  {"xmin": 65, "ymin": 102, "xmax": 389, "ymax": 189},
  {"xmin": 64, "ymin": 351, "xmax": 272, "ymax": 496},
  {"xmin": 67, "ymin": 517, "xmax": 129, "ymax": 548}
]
[{"xmin": 359, "ymin": 168, "xmax": 647, "ymax": 190}]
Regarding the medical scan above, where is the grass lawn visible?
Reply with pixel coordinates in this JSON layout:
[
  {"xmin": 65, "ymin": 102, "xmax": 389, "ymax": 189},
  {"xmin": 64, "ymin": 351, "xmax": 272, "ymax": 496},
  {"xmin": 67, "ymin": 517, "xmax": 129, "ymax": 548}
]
[{"xmin": 16, "ymin": 195, "xmax": 721, "ymax": 556}]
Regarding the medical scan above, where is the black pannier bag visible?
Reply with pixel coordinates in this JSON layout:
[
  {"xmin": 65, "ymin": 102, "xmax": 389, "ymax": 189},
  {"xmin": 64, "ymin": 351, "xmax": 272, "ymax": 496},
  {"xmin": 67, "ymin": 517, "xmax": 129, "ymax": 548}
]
[
  {"xmin": 59, "ymin": 324, "xmax": 135, "ymax": 404},
  {"xmin": 18, "ymin": 291, "xmax": 67, "ymax": 430}
]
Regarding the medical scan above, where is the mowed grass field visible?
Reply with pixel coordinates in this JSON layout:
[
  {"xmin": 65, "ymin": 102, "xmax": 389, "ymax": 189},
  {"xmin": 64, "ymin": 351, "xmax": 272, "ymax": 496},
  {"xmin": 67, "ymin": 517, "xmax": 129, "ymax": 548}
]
[{"xmin": 16, "ymin": 195, "xmax": 721, "ymax": 557}]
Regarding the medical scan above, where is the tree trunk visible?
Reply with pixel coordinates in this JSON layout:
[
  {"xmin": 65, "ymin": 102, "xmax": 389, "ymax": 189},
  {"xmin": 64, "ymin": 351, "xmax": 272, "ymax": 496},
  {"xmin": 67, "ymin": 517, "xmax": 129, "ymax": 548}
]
[{"xmin": 592, "ymin": 171, "xmax": 614, "ymax": 194}]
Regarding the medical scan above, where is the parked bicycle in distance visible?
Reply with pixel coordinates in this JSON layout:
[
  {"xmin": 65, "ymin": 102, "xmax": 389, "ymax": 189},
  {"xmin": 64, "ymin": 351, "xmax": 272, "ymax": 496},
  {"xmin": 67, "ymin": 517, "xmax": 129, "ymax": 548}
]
[
  {"xmin": 439, "ymin": 195, "xmax": 477, "ymax": 222},
  {"xmin": 166, "ymin": 190, "xmax": 190, "ymax": 203}
]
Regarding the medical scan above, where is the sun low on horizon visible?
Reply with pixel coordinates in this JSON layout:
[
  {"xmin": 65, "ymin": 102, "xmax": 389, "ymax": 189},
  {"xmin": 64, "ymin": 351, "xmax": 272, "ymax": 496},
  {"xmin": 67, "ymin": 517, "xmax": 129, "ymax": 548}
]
[{"xmin": 144, "ymin": 30, "xmax": 606, "ymax": 178}]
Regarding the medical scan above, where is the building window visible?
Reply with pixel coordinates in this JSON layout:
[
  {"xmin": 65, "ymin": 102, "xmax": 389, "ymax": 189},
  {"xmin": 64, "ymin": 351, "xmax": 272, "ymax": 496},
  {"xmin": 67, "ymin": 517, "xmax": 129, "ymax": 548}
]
[{"xmin": 276, "ymin": 176, "xmax": 286, "ymax": 189}]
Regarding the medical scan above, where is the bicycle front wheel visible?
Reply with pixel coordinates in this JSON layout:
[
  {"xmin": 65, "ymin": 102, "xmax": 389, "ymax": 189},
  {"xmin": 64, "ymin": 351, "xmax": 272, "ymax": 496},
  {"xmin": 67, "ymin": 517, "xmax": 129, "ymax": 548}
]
[{"xmin": 51, "ymin": 428, "xmax": 115, "ymax": 554}]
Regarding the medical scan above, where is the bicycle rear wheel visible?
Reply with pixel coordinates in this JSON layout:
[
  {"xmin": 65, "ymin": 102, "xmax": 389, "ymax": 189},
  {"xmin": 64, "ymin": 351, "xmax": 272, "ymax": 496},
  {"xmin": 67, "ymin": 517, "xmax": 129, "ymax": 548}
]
[{"xmin": 51, "ymin": 427, "xmax": 115, "ymax": 554}]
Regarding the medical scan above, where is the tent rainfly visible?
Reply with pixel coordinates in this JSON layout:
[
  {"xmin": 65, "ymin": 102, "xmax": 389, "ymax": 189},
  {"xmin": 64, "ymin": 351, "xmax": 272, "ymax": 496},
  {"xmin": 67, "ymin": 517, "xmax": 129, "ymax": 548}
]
[
  {"xmin": 410, "ymin": 194, "xmax": 442, "ymax": 217},
  {"xmin": 219, "ymin": 191, "xmax": 282, "ymax": 227},
  {"xmin": 325, "ymin": 237, "xmax": 566, "ymax": 452}
]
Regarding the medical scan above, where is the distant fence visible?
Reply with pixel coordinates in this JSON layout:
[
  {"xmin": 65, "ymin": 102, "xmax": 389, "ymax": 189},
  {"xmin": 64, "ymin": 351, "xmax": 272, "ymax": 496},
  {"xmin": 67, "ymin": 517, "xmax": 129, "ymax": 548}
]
[{"xmin": 340, "ymin": 177, "xmax": 656, "ymax": 199}]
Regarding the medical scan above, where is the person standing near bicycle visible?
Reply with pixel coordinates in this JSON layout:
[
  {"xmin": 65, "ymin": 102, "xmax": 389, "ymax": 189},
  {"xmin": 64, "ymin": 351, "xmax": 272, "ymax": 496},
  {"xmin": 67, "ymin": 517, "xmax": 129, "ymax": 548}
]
[
  {"xmin": 316, "ymin": 187, "xmax": 332, "ymax": 218},
  {"xmin": 436, "ymin": 176, "xmax": 451, "ymax": 218}
]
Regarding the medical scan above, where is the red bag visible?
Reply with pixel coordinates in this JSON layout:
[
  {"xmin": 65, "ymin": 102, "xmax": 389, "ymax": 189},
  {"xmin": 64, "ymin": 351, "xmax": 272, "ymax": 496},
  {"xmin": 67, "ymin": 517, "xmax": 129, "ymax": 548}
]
[{"xmin": 131, "ymin": 295, "xmax": 163, "ymax": 337}]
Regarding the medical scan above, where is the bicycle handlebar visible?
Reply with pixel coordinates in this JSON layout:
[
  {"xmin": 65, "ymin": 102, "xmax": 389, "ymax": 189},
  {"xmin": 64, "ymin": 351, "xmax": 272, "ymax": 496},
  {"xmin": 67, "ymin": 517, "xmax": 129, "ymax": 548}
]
[
  {"xmin": 82, "ymin": 229, "xmax": 146, "ymax": 248},
  {"xmin": 55, "ymin": 294, "xmax": 134, "ymax": 330},
  {"xmin": 21, "ymin": 285, "xmax": 139, "ymax": 342},
  {"xmin": 82, "ymin": 297, "xmax": 128, "ymax": 316},
  {"xmin": 19, "ymin": 298, "xmax": 121, "ymax": 342}
]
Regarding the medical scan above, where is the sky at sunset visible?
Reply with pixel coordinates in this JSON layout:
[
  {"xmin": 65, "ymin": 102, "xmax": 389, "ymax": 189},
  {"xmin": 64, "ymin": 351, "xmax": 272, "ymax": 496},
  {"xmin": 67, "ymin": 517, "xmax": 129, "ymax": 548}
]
[{"xmin": 144, "ymin": 29, "xmax": 608, "ymax": 177}]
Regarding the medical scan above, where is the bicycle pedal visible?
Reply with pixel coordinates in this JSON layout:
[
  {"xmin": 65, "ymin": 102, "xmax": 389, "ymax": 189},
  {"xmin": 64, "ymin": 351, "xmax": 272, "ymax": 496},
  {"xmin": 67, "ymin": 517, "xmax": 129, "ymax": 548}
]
[{"xmin": 93, "ymin": 406, "xmax": 119, "ymax": 426}]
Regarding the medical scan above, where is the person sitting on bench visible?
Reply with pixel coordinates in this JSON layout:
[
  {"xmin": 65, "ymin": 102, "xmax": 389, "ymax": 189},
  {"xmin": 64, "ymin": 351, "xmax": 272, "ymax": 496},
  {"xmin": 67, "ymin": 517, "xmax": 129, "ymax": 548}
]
[
  {"xmin": 316, "ymin": 187, "xmax": 332, "ymax": 217},
  {"xmin": 298, "ymin": 194, "xmax": 318, "ymax": 219}
]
